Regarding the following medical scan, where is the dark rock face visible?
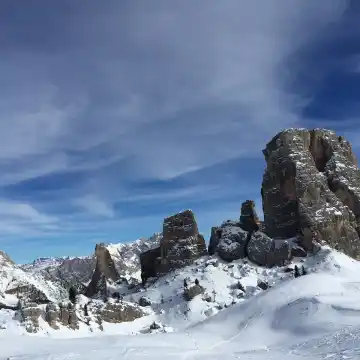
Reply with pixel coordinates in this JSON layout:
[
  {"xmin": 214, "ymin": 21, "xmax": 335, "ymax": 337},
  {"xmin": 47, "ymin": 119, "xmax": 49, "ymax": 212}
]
[
  {"xmin": 86, "ymin": 235, "xmax": 161, "ymax": 297},
  {"xmin": 140, "ymin": 247, "xmax": 161, "ymax": 280},
  {"xmin": 86, "ymin": 244, "xmax": 118, "ymax": 297},
  {"xmin": 217, "ymin": 226, "xmax": 249, "ymax": 262},
  {"xmin": 86, "ymin": 271, "xmax": 108, "ymax": 298},
  {"xmin": 138, "ymin": 296, "xmax": 152, "ymax": 307},
  {"xmin": 163, "ymin": 210, "xmax": 199, "ymax": 241},
  {"xmin": 157, "ymin": 210, "xmax": 207, "ymax": 275},
  {"xmin": 140, "ymin": 210, "xmax": 207, "ymax": 280},
  {"xmin": 247, "ymin": 235, "xmax": 291, "ymax": 267},
  {"xmin": 211, "ymin": 207, "xmax": 292, "ymax": 267},
  {"xmin": 240, "ymin": 200, "xmax": 260, "ymax": 232},
  {"xmin": 183, "ymin": 284, "xmax": 205, "ymax": 301},
  {"xmin": 208, "ymin": 227, "xmax": 222, "ymax": 255},
  {"xmin": 262, "ymin": 128, "xmax": 360, "ymax": 259}
]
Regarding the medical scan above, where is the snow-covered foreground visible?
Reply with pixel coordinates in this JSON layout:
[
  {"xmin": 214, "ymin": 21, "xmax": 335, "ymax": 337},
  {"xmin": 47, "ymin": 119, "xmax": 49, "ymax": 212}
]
[{"xmin": 3, "ymin": 248, "xmax": 360, "ymax": 359}]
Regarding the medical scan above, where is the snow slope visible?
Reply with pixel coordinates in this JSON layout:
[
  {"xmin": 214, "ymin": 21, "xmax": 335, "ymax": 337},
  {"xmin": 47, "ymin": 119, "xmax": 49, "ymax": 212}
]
[
  {"xmin": 2, "ymin": 246, "xmax": 360, "ymax": 358},
  {"xmin": 0, "ymin": 253, "xmax": 67, "ymax": 307},
  {"xmin": 105, "ymin": 233, "xmax": 162, "ymax": 280}
]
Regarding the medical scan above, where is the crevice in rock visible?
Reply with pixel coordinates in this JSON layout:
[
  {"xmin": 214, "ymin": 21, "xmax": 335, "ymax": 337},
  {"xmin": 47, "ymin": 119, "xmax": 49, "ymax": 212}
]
[{"xmin": 309, "ymin": 130, "xmax": 333, "ymax": 173}]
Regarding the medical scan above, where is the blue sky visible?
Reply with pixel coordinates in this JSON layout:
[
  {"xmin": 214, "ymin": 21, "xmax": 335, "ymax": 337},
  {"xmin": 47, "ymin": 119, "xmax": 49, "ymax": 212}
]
[{"xmin": 1, "ymin": 0, "xmax": 360, "ymax": 263}]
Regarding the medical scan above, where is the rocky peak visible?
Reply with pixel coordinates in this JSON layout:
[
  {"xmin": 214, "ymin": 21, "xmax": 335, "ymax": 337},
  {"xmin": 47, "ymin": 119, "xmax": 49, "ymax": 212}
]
[
  {"xmin": 94, "ymin": 243, "xmax": 120, "ymax": 283},
  {"xmin": 0, "ymin": 250, "xmax": 14, "ymax": 267},
  {"xmin": 240, "ymin": 200, "xmax": 261, "ymax": 232},
  {"xmin": 140, "ymin": 210, "xmax": 207, "ymax": 281},
  {"xmin": 86, "ymin": 235, "xmax": 161, "ymax": 297},
  {"xmin": 262, "ymin": 128, "xmax": 360, "ymax": 258},
  {"xmin": 162, "ymin": 209, "xmax": 199, "ymax": 241}
]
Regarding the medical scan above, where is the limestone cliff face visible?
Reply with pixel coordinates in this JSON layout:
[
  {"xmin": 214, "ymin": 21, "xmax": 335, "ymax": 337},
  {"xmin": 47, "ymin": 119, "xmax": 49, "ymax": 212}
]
[
  {"xmin": 140, "ymin": 210, "xmax": 207, "ymax": 280},
  {"xmin": 86, "ymin": 236, "xmax": 161, "ymax": 297},
  {"xmin": 262, "ymin": 128, "xmax": 360, "ymax": 258},
  {"xmin": 86, "ymin": 244, "xmax": 119, "ymax": 297}
]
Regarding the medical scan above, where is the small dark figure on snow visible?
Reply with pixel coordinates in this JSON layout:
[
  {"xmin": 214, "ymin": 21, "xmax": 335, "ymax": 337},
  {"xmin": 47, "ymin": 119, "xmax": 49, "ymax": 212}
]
[
  {"xmin": 84, "ymin": 303, "xmax": 89, "ymax": 317},
  {"xmin": 301, "ymin": 265, "xmax": 307, "ymax": 275},
  {"xmin": 294, "ymin": 265, "xmax": 301, "ymax": 278},
  {"xmin": 184, "ymin": 279, "xmax": 188, "ymax": 288},
  {"xmin": 194, "ymin": 278, "xmax": 199, "ymax": 286}
]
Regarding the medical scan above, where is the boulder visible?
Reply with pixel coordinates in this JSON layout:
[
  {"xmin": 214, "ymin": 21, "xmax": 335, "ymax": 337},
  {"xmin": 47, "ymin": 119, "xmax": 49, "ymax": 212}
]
[
  {"xmin": 291, "ymin": 245, "xmax": 307, "ymax": 258},
  {"xmin": 217, "ymin": 226, "xmax": 249, "ymax": 261},
  {"xmin": 183, "ymin": 284, "xmax": 205, "ymax": 301},
  {"xmin": 247, "ymin": 233, "xmax": 290, "ymax": 267},
  {"xmin": 95, "ymin": 302, "xmax": 145, "ymax": 323},
  {"xmin": 138, "ymin": 296, "xmax": 152, "ymax": 307},
  {"xmin": 262, "ymin": 128, "xmax": 360, "ymax": 259}
]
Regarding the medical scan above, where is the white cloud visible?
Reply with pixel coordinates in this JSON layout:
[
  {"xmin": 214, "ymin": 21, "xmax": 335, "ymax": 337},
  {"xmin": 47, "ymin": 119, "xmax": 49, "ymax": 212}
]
[
  {"xmin": 74, "ymin": 194, "xmax": 115, "ymax": 218},
  {"xmin": 0, "ymin": 0, "xmax": 350, "ymax": 245},
  {"xmin": 0, "ymin": 0, "xmax": 348, "ymax": 183},
  {"xmin": 0, "ymin": 200, "xmax": 59, "ymax": 238}
]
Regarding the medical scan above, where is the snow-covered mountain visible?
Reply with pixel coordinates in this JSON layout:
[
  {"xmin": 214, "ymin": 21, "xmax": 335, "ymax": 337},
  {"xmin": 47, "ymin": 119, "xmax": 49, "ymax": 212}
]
[
  {"xmin": 0, "ymin": 251, "xmax": 67, "ymax": 309},
  {"xmin": 21, "ymin": 233, "xmax": 162, "ymax": 291},
  {"xmin": 2, "ymin": 246, "xmax": 360, "ymax": 359},
  {"xmin": 21, "ymin": 255, "xmax": 96, "ymax": 287}
]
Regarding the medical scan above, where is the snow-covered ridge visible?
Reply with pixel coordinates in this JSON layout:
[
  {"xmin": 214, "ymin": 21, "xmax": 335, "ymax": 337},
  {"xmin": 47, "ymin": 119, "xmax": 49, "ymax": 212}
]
[
  {"xmin": 104, "ymin": 233, "xmax": 162, "ymax": 278},
  {"xmin": 4, "ymin": 244, "xmax": 360, "ymax": 360}
]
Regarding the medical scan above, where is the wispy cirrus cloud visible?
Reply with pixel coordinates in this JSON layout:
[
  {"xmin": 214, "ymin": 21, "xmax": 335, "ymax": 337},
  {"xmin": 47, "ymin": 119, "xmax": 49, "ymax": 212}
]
[
  {"xmin": 0, "ymin": 0, "xmax": 356, "ymax": 262},
  {"xmin": 73, "ymin": 194, "xmax": 115, "ymax": 218}
]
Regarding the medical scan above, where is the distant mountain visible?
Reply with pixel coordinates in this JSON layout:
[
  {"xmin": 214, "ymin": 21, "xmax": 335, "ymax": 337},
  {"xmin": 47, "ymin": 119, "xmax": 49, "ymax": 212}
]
[
  {"xmin": 21, "ymin": 254, "xmax": 96, "ymax": 287},
  {"xmin": 0, "ymin": 251, "xmax": 67, "ymax": 308}
]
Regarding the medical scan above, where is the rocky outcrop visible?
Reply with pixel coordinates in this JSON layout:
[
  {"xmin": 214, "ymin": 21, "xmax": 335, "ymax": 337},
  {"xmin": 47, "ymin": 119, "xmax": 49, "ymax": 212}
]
[
  {"xmin": 19, "ymin": 302, "xmax": 45, "ymax": 333},
  {"xmin": 140, "ymin": 247, "xmax": 161, "ymax": 282},
  {"xmin": 217, "ymin": 226, "xmax": 249, "ymax": 261},
  {"xmin": 158, "ymin": 210, "xmax": 207, "ymax": 273},
  {"xmin": 208, "ymin": 227, "xmax": 222, "ymax": 255},
  {"xmin": 210, "ymin": 201, "xmax": 292, "ymax": 267},
  {"xmin": 86, "ymin": 244, "xmax": 119, "ymax": 297},
  {"xmin": 86, "ymin": 235, "xmax": 161, "ymax": 297},
  {"xmin": 19, "ymin": 301, "xmax": 79, "ymax": 333},
  {"xmin": 247, "ymin": 234, "xmax": 290, "ymax": 267},
  {"xmin": 262, "ymin": 128, "xmax": 360, "ymax": 259},
  {"xmin": 214, "ymin": 222, "xmax": 291, "ymax": 267},
  {"xmin": 140, "ymin": 210, "xmax": 207, "ymax": 280},
  {"xmin": 239, "ymin": 200, "xmax": 260, "ymax": 232},
  {"xmin": 0, "ymin": 251, "xmax": 14, "ymax": 267},
  {"xmin": 5, "ymin": 283, "xmax": 50, "ymax": 304},
  {"xmin": 93, "ymin": 301, "xmax": 145, "ymax": 324},
  {"xmin": 183, "ymin": 284, "xmax": 205, "ymax": 301}
]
